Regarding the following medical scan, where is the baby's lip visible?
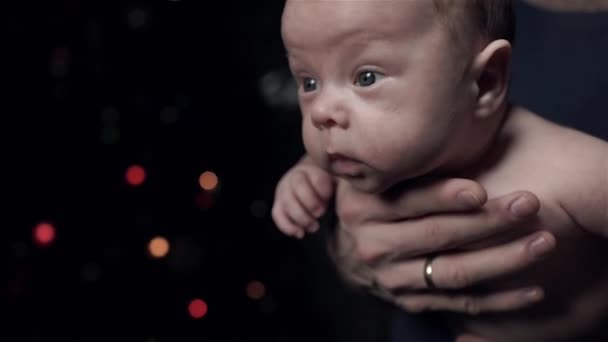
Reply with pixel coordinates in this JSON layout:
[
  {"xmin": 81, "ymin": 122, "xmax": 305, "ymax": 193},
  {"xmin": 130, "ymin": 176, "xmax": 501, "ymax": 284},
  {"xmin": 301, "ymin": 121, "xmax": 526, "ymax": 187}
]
[
  {"xmin": 327, "ymin": 152, "xmax": 363, "ymax": 176},
  {"xmin": 328, "ymin": 152, "xmax": 347, "ymax": 160},
  {"xmin": 328, "ymin": 152, "xmax": 358, "ymax": 162}
]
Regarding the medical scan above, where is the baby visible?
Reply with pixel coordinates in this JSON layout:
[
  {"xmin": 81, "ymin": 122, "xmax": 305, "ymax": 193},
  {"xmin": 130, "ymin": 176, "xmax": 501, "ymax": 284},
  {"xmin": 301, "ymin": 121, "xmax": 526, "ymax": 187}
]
[{"xmin": 272, "ymin": 0, "xmax": 608, "ymax": 340}]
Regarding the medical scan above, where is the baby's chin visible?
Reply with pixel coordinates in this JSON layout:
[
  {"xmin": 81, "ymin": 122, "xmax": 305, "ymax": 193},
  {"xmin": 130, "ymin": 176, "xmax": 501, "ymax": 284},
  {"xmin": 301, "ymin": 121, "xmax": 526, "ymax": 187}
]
[{"xmin": 340, "ymin": 175, "xmax": 394, "ymax": 194}]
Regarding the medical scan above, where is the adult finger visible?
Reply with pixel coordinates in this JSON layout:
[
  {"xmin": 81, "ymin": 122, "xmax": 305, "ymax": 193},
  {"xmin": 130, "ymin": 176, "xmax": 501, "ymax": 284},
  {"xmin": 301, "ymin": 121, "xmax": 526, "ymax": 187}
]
[
  {"xmin": 348, "ymin": 191, "xmax": 540, "ymax": 263},
  {"xmin": 395, "ymin": 286, "xmax": 544, "ymax": 314},
  {"xmin": 373, "ymin": 231, "xmax": 556, "ymax": 290},
  {"xmin": 338, "ymin": 178, "xmax": 487, "ymax": 226}
]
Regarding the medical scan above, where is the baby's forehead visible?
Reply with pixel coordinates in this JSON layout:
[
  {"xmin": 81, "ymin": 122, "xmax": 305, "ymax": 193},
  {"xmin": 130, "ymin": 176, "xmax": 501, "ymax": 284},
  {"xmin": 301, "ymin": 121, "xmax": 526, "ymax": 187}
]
[{"xmin": 282, "ymin": 0, "xmax": 440, "ymax": 46}]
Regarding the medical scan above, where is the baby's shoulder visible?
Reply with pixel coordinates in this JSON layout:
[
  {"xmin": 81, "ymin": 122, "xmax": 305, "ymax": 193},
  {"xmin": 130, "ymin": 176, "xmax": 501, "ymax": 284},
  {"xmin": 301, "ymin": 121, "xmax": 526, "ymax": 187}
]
[
  {"xmin": 499, "ymin": 109, "xmax": 608, "ymax": 236},
  {"xmin": 527, "ymin": 111, "xmax": 606, "ymax": 175},
  {"xmin": 488, "ymin": 107, "xmax": 606, "ymax": 179}
]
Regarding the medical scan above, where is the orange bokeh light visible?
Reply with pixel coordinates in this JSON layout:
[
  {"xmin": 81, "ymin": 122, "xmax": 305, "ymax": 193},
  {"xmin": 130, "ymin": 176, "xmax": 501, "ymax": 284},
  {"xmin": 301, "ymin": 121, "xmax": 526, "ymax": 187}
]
[
  {"xmin": 148, "ymin": 236, "xmax": 170, "ymax": 258},
  {"xmin": 198, "ymin": 171, "xmax": 218, "ymax": 191}
]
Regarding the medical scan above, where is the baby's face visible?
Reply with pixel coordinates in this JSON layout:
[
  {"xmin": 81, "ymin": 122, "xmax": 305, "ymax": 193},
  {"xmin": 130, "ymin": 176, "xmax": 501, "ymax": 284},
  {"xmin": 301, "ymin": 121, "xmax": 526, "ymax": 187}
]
[{"xmin": 282, "ymin": 0, "xmax": 476, "ymax": 193}]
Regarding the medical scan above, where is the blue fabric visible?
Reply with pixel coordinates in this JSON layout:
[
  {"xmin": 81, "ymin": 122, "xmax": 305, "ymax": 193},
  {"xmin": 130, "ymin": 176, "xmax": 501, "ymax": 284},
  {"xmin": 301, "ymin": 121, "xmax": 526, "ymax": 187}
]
[
  {"xmin": 390, "ymin": 310, "xmax": 453, "ymax": 342},
  {"xmin": 509, "ymin": 0, "xmax": 608, "ymax": 141}
]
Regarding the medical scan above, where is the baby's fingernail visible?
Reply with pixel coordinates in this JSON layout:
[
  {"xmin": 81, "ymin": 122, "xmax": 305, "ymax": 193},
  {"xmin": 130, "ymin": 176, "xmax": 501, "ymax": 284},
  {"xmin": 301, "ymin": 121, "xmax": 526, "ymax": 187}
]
[
  {"xmin": 529, "ymin": 234, "xmax": 554, "ymax": 258},
  {"xmin": 523, "ymin": 287, "xmax": 543, "ymax": 301},
  {"xmin": 457, "ymin": 191, "xmax": 481, "ymax": 208},
  {"xmin": 509, "ymin": 195, "xmax": 534, "ymax": 217},
  {"xmin": 313, "ymin": 206, "xmax": 325, "ymax": 218},
  {"xmin": 309, "ymin": 221, "xmax": 320, "ymax": 232}
]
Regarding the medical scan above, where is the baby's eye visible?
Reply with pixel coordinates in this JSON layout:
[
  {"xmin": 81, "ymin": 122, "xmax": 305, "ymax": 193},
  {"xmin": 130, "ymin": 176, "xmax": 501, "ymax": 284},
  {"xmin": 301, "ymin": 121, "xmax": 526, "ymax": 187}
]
[
  {"xmin": 355, "ymin": 71, "xmax": 383, "ymax": 87},
  {"xmin": 302, "ymin": 77, "xmax": 317, "ymax": 92}
]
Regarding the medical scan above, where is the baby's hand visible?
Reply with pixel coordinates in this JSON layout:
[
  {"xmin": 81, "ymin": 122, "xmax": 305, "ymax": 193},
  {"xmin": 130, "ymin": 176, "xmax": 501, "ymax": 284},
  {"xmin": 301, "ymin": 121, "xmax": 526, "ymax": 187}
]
[{"xmin": 272, "ymin": 159, "xmax": 335, "ymax": 239}]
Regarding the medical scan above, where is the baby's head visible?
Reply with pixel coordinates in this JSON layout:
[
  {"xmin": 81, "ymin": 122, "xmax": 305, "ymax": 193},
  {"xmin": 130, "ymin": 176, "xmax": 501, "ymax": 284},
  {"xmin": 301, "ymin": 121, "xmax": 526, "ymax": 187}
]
[
  {"xmin": 282, "ymin": 0, "xmax": 514, "ymax": 193},
  {"xmin": 433, "ymin": 0, "xmax": 514, "ymax": 47}
]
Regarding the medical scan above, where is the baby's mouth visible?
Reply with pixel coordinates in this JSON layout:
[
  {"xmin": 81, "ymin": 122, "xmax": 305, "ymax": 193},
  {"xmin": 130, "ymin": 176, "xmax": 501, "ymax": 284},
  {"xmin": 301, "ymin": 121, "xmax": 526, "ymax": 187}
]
[{"xmin": 327, "ymin": 153, "xmax": 364, "ymax": 176}]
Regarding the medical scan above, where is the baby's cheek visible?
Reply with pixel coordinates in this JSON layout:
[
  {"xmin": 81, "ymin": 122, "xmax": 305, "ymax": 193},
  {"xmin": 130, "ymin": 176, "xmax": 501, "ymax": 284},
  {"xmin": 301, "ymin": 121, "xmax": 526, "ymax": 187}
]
[
  {"xmin": 301, "ymin": 122, "xmax": 316, "ymax": 149},
  {"xmin": 366, "ymin": 135, "xmax": 437, "ymax": 179},
  {"xmin": 302, "ymin": 125, "xmax": 326, "ymax": 164},
  {"xmin": 363, "ymin": 132, "xmax": 414, "ymax": 168}
]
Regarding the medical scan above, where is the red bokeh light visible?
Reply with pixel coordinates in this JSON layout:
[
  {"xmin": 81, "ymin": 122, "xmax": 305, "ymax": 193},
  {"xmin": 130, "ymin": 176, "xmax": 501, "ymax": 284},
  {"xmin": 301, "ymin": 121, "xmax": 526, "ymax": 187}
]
[
  {"xmin": 246, "ymin": 280, "xmax": 266, "ymax": 300},
  {"xmin": 126, "ymin": 165, "xmax": 146, "ymax": 186},
  {"xmin": 34, "ymin": 222, "xmax": 55, "ymax": 246},
  {"xmin": 188, "ymin": 298, "xmax": 208, "ymax": 319}
]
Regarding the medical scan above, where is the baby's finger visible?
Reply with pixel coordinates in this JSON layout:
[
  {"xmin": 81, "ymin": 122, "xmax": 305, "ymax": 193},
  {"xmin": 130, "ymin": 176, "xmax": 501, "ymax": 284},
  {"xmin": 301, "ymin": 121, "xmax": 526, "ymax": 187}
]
[
  {"xmin": 305, "ymin": 220, "xmax": 320, "ymax": 233},
  {"xmin": 271, "ymin": 203, "xmax": 305, "ymax": 239},
  {"xmin": 283, "ymin": 190, "xmax": 316, "ymax": 229},
  {"xmin": 307, "ymin": 168, "xmax": 335, "ymax": 201},
  {"xmin": 290, "ymin": 171, "xmax": 327, "ymax": 218},
  {"xmin": 395, "ymin": 286, "xmax": 544, "ymax": 314}
]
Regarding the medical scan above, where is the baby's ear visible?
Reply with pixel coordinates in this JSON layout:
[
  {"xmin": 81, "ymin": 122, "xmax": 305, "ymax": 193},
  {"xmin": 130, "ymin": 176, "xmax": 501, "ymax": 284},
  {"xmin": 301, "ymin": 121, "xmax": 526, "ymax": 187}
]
[{"xmin": 470, "ymin": 39, "xmax": 512, "ymax": 119}]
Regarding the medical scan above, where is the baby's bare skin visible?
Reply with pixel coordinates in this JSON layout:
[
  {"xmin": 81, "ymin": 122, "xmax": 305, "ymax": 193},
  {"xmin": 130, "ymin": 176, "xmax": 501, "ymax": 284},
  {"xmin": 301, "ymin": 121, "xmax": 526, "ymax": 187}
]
[
  {"xmin": 272, "ymin": 0, "xmax": 608, "ymax": 340},
  {"xmin": 422, "ymin": 106, "xmax": 608, "ymax": 341}
]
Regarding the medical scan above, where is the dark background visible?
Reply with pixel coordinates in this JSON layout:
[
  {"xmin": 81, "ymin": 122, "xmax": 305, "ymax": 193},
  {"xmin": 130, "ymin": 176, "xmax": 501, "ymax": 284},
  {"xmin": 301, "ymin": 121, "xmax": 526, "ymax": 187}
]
[
  {"xmin": 4, "ymin": 0, "xmax": 608, "ymax": 341},
  {"xmin": 2, "ymin": 0, "xmax": 390, "ymax": 341},
  {"xmin": 4, "ymin": 0, "xmax": 389, "ymax": 341}
]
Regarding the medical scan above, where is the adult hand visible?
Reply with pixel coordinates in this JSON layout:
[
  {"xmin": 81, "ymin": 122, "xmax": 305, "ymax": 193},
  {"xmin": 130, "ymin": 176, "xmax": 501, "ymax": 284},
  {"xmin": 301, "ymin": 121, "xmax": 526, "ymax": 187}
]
[{"xmin": 331, "ymin": 178, "xmax": 556, "ymax": 314}]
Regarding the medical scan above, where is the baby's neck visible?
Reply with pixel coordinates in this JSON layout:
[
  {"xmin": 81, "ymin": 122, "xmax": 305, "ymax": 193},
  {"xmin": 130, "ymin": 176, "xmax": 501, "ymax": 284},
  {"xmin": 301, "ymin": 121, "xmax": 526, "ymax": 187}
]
[{"xmin": 431, "ymin": 103, "xmax": 512, "ymax": 178}]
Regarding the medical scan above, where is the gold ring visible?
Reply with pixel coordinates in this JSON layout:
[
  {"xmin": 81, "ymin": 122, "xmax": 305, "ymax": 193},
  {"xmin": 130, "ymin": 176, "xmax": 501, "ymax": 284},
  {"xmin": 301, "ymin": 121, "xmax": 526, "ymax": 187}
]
[{"xmin": 424, "ymin": 255, "xmax": 437, "ymax": 289}]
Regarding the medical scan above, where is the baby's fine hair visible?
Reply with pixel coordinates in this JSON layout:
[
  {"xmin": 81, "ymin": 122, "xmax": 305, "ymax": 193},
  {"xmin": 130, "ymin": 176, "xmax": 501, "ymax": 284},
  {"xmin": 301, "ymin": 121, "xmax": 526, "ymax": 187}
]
[{"xmin": 434, "ymin": 0, "xmax": 515, "ymax": 43}]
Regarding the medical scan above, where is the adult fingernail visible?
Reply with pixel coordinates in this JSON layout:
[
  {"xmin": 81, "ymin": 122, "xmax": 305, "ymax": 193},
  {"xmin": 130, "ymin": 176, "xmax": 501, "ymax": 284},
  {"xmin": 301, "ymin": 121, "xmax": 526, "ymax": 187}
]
[
  {"xmin": 509, "ymin": 195, "xmax": 534, "ymax": 217},
  {"xmin": 529, "ymin": 235, "xmax": 553, "ymax": 258},
  {"xmin": 457, "ymin": 191, "xmax": 481, "ymax": 208},
  {"xmin": 523, "ymin": 287, "xmax": 543, "ymax": 301}
]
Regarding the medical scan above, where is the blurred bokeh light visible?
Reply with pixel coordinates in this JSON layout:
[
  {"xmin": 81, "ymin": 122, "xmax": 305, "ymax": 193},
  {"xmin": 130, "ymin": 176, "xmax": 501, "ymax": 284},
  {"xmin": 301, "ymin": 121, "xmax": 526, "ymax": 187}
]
[
  {"xmin": 33, "ymin": 222, "xmax": 55, "ymax": 247},
  {"xmin": 126, "ymin": 165, "xmax": 146, "ymax": 186},
  {"xmin": 188, "ymin": 298, "xmax": 208, "ymax": 319},
  {"xmin": 148, "ymin": 236, "xmax": 170, "ymax": 259}
]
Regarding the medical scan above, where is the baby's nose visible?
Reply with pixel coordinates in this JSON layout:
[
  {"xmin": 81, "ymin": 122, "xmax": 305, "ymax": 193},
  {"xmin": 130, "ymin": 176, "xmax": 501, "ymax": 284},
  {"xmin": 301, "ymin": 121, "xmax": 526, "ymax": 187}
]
[{"xmin": 309, "ymin": 91, "xmax": 349, "ymax": 129}]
